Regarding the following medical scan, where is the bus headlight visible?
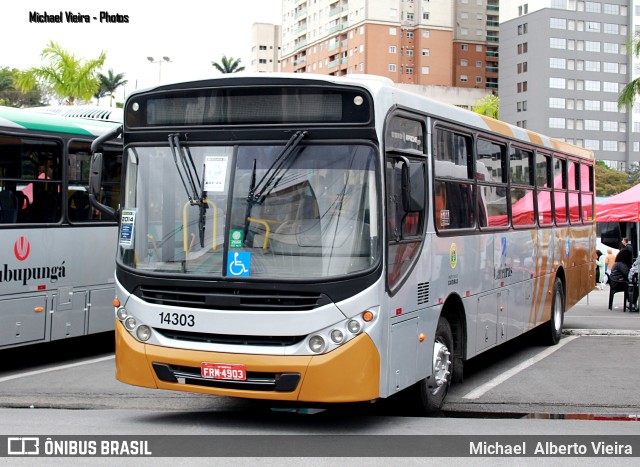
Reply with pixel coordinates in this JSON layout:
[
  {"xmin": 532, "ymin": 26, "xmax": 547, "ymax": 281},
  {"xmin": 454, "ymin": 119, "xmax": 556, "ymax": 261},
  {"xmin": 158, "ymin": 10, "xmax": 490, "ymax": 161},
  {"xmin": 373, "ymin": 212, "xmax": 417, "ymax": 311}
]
[
  {"xmin": 116, "ymin": 307, "xmax": 128, "ymax": 320},
  {"xmin": 308, "ymin": 335, "xmax": 326, "ymax": 353},
  {"xmin": 136, "ymin": 325, "xmax": 152, "ymax": 342},
  {"xmin": 330, "ymin": 329, "xmax": 344, "ymax": 344},
  {"xmin": 124, "ymin": 316, "xmax": 137, "ymax": 331},
  {"xmin": 347, "ymin": 319, "xmax": 361, "ymax": 334},
  {"xmin": 304, "ymin": 307, "xmax": 378, "ymax": 355}
]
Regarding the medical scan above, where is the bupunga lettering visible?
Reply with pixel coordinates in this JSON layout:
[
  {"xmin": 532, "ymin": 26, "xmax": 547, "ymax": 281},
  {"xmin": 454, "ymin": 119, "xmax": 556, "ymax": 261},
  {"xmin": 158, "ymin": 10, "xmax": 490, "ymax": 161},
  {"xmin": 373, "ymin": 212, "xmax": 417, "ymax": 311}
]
[{"xmin": 0, "ymin": 261, "xmax": 66, "ymax": 286}]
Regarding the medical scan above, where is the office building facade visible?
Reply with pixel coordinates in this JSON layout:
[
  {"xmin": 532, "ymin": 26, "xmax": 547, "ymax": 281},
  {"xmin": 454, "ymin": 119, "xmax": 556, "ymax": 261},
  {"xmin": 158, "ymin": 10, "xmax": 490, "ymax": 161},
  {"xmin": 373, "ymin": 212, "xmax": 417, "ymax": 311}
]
[{"xmin": 500, "ymin": 0, "xmax": 640, "ymax": 169}]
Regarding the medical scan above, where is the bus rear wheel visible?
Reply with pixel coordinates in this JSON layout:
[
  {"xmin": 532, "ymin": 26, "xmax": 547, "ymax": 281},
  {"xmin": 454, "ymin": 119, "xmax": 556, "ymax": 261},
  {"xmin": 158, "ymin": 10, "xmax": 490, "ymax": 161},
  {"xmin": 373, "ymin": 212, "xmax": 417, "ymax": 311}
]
[
  {"xmin": 416, "ymin": 317, "xmax": 453, "ymax": 413},
  {"xmin": 541, "ymin": 277, "xmax": 564, "ymax": 345}
]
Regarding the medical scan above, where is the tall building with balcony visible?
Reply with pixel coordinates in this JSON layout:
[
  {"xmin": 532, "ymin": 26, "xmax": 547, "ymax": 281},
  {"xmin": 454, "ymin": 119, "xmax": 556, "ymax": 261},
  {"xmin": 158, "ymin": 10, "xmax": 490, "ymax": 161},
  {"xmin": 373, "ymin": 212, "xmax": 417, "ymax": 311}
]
[
  {"xmin": 280, "ymin": 0, "xmax": 499, "ymax": 91},
  {"xmin": 453, "ymin": 0, "xmax": 500, "ymax": 91},
  {"xmin": 251, "ymin": 23, "xmax": 282, "ymax": 72},
  {"xmin": 499, "ymin": 0, "xmax": 640, "ymax": 169}
]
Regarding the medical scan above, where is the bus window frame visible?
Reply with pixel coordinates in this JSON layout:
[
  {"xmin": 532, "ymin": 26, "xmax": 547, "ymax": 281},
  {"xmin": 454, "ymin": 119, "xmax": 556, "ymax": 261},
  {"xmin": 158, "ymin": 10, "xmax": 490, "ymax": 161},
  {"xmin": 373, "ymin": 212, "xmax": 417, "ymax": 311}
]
[
  {"xmin": 476, "ymin": 134, "xmax": 509, "ymax": 232},
  {"xmin": 432, "ymin": 123, "xmax": 477, "ymax": 235},
  {"xmin": 535, "ymin": 150, "xmax": 554, "ymax": 228},
  {"xmin": 508, "ymin": 143, "xmax": 536, "ymax": 230},
  {"xmin": 0, "ymin": 131, "xmax": 64, "ymax": 227},
  {"xmin": 66, "ymin": 138, "xmax": 121, "ymax": 225},
  {"xmin": 567, "ymin": 158, "xmax": 582, "ymax": 224},
  {"xmin": 384, "ymin": 111, "xmax": 428, "ymax": 295},
  {"xmin": 553, "ymin": 154, "xmax": 569, "ymax": 227},
  {"xmin": 579, "ymin": 161, "xmax": 595, "ymax": 224}
]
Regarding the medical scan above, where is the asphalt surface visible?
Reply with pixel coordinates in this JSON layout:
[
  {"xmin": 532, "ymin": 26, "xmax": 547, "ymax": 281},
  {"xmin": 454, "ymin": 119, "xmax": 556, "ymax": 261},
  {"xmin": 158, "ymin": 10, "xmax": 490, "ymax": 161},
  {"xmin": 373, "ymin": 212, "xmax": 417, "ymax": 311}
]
[{"xmin": 564, "ymin": 286, "xmax": 640, "ymax": 334}]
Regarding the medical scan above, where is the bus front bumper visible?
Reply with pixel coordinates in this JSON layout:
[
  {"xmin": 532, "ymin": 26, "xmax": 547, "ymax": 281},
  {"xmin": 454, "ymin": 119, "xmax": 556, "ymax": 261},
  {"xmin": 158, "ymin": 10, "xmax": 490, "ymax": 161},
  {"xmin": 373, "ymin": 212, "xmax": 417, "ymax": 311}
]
[{"xmin": 115, "ymin": 321, "xmax": 380, "ymax": 403}]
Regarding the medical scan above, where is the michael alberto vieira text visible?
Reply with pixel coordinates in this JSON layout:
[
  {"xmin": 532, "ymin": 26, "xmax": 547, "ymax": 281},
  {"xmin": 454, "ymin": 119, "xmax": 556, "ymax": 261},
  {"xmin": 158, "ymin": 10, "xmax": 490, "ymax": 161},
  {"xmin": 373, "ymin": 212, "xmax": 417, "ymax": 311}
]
[
  {"xmin": 470, "ymin": 441, "xmax": 633, "ymax": 456},
  {"xmin": 29, "ymin": 11, "xmax": 129, "ymax": 23}
]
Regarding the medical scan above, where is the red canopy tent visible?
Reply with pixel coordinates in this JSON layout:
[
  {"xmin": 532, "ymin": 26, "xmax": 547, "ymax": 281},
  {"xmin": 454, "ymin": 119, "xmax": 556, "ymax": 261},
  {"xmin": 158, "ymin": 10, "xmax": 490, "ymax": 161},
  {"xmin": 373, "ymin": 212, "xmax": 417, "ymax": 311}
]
[{"xmin": 596, "ymin": 183, "xmax": 640, "ymax": 222}]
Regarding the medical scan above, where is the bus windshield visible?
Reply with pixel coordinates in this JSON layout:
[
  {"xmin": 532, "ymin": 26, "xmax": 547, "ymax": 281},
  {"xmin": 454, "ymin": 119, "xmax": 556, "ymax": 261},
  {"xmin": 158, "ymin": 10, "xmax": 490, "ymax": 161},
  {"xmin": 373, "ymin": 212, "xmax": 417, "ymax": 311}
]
[{"xmin": 119, "ymin": 143, "xmax": 379, "ymax": 280}]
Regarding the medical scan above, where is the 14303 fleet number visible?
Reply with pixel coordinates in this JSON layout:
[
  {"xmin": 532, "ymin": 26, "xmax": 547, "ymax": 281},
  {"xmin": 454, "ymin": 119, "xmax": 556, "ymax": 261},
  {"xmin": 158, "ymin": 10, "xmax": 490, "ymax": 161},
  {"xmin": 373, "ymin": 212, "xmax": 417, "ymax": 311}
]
[{"xmin": 159, "ymin": 312, "xmax": 195, "ymax": 327}]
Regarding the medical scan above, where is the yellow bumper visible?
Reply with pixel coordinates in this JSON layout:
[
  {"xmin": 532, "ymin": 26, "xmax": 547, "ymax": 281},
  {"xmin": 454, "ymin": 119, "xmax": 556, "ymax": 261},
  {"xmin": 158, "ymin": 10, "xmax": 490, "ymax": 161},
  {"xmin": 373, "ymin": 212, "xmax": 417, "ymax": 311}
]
[{"xmin": 115, "ymin": 321, "xmax": 380, "ymax": 403}]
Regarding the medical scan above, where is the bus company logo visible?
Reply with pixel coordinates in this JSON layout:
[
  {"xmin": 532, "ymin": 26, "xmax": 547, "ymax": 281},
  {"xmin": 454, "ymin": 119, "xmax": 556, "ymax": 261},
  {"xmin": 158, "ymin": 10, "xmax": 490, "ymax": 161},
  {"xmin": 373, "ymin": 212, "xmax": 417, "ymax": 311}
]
[
  {"xmin": 14, "ymin": 236, "xmax": 31, "ymax": 261},
  {"xmin": 449, "ymin": 243, "xmax": 457, "ymax": 269}
]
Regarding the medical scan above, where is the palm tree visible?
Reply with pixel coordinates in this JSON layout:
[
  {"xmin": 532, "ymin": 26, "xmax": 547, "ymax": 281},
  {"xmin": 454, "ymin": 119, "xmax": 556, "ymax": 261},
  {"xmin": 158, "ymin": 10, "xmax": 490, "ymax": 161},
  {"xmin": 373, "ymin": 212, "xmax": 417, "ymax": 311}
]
[
  {"xmin": 211, "ymin": 55, "xmax": 245, "ymax": 74},
  {"xmin": 93, "ymin": 87, "xmax": 108, "ymax": 106},
  {"xmin": 619, "ymin": 33, "xmax": 640, "ymax": 109},
  {"xmin": 472, "ymin": 94, "xmax": 500, "ymax": 119},
  {"xmin": 16, "ymin": 40, "xmax": 106, "ymax": 105},
  {"xmin": 97, "ymin": 69, "xmax": 127, "ymax": 107}
]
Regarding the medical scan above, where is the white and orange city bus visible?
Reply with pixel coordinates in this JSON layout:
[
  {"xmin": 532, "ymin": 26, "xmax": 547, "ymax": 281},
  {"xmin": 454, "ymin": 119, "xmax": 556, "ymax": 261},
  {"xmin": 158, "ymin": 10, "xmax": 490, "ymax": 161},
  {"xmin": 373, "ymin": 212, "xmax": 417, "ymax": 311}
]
[
  {"xmin": 91, "ymin": 74, "xmax": 595, "ymax": 412},
  {"xmin": 0, "ymin": 106, "xmax": 122, "ymax": 349}
]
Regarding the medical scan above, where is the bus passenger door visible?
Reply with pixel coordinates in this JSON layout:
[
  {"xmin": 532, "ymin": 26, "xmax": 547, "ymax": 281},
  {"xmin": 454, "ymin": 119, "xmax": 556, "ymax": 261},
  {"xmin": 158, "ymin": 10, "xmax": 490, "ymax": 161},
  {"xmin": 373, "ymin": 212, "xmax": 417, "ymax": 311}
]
[{"xmin": 51, "ymin": 288, "xmax": 87, "ymax": 340}]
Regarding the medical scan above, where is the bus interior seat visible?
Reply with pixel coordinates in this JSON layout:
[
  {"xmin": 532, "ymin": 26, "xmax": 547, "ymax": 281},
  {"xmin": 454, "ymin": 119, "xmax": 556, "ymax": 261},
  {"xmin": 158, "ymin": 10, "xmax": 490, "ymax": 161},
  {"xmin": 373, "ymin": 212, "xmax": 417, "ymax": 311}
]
[
  {"xmin": 15, "ymin": 191, "xmax": 30, "ymax": 222},
  {"xmin": 69, "ymin": 191, "xmax": 92, "ymax": 221},
  {"xmin": 0, "ymin": 189, "xmax": 18, "ymax": 223}
]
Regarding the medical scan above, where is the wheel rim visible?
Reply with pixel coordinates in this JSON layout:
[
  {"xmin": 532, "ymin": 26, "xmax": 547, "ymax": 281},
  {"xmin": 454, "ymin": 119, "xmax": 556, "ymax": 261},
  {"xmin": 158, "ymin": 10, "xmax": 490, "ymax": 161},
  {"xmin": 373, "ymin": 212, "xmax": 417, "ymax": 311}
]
[
  {"xmin": 553, "ymin": 288, "xmax": 563, "ymax": 333},
  {"xmin": 431, "ymin": 339, "xmax": 452, "ymax": 394}
]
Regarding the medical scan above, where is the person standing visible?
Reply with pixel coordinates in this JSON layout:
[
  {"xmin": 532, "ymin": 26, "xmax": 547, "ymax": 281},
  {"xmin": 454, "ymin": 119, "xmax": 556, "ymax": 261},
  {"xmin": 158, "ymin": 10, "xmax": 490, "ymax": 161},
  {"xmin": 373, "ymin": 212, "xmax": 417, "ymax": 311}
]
[
  {"xmin": 622, "ymin": 238, "xmax": 634, "ymax": 255},
  {"xmin": 604, "ymin": 248, "xmax": 616, "ymax": 275},
  {"xmin": 596, "ymin": 250, "xmax": 605, "ymax": 289}
]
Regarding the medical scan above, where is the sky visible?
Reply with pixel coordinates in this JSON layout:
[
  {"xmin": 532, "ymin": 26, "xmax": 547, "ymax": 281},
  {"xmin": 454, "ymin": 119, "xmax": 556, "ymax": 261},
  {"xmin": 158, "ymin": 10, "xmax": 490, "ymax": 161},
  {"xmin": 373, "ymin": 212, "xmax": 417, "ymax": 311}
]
[{"xmin": 1, "ymin": 0, "xmax": 282, "ymax": 104}]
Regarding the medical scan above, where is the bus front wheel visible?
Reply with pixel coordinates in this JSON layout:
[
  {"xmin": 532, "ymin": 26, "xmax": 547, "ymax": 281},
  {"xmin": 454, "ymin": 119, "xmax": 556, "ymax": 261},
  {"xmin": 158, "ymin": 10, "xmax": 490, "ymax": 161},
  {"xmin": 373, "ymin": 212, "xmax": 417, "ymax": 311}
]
[{"xmin": 417, "ymin": 317, "xmax": 453, "ymax": 413}]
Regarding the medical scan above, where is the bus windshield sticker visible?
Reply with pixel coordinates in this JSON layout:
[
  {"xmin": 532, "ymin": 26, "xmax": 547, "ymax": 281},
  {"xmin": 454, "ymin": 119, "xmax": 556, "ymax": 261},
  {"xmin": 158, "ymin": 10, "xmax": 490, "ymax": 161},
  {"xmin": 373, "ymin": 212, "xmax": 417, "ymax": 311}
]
[
  {"xmin": 440, "ymin": 210, "xmax": 450, "ymax": 227},
  {"xmin": 119, "ymin": 210, "xmax": 136, "ymax": 247},
  {"xmin": 227, "ymin": 251, "xmax": 251, "ymax": 277},
  {"xmin": 203, "ymin": 155, "xmax": 229, "ymax": 192},
  {"xmin": 229, "ymin": 230, "xmax": 244, "ymax": 248}
]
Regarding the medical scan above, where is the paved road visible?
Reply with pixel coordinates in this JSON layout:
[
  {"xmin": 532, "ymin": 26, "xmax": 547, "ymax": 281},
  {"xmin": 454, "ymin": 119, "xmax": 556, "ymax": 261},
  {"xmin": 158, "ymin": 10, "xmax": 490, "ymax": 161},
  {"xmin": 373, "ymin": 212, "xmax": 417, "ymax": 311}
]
[{"xmin": 564, "ymin": 287, "xmax": 640, "ymax": 333}]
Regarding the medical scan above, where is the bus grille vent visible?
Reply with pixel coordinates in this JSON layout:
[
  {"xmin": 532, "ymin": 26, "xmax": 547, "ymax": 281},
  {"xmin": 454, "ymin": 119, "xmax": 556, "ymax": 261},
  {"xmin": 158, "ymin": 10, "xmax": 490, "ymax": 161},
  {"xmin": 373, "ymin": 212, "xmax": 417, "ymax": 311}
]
[
  {"xmin": 417, "ymin": 282, "xmax": 430, "ymax": 305},
  {"xmin": 138, "ymin": 286, "xmax": 331, "ymax": 311}
]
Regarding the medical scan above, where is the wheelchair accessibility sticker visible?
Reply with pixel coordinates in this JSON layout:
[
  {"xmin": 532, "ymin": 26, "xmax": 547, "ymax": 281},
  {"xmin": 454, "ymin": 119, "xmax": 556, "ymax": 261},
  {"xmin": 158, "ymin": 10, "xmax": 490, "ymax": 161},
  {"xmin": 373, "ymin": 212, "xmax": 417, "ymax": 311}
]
[{"xmin": 227, "ymin": 251, "xmax": 251, "ymax": 277}]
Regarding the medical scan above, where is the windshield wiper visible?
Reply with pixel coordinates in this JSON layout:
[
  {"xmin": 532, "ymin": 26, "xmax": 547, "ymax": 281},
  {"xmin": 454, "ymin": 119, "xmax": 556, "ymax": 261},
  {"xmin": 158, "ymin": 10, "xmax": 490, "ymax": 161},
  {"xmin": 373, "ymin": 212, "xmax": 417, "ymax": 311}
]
[
  {"xmin": 247, "ymin": 130, "xmax": 308, "ymax": 205},
  {"xmin": 169, "ymin": 134, "xmax": 208, "ymax": 249},
  {"xmin": 168, "ymin": 133, "xmax": 203, "ymax": 206}
]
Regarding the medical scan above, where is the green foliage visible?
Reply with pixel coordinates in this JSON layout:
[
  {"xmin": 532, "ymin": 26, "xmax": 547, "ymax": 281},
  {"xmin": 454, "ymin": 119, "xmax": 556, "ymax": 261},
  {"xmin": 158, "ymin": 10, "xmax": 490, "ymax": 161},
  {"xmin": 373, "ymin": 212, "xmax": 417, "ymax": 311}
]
[
  {"xmin": 595, "ymin": 163, "xmax": 632, "ymax": 196},
  {"xmin": 472, "ymin": 94, "xmax": 499, "ymax": 119},
  {"xmin": 16, "ymin": 40, "xmax": 106, "ymax": 105},
  {"xmin": 211, "ymin": 55, "xmax": 245, "ymax": 74},
  {"xmin": 97, "ymin": 69, "xmax": 127, "ymax": 107},
  {"xmin": 618, "ymin": 33, "xmax": 640, "ymax": 109},
  {"xmin": 0, "ymin": 66, "xmax": 46, "ymax": 107}
]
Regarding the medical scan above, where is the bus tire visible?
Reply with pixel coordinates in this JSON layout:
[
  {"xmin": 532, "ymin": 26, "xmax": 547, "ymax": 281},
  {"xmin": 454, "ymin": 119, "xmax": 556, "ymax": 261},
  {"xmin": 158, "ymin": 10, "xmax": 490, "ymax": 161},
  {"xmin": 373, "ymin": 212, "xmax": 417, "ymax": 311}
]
[
  {"xmin": 417, "ymin": 317, "xmax": 453, "ymax": 413},
  {"xmin": 542, "ymin": 277, "xmax": 564, "ymax": 346}
]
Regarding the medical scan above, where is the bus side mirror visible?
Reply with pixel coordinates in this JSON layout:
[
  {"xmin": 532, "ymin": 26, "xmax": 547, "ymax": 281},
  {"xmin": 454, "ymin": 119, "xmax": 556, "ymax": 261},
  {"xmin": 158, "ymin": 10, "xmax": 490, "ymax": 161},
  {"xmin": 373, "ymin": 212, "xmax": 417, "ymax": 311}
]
[
  {"xmin": 88, "ymin": 152, "xmax": 117, "ymax": 219},
  {"xmin": 401, "ymin": 159, "xmax": 425, "ymax": 213}
]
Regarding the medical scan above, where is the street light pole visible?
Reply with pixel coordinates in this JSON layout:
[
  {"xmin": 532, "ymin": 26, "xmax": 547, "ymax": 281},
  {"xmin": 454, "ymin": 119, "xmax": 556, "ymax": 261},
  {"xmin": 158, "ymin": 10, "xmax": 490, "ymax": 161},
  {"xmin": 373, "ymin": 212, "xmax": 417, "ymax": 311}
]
[{"xmin": 147, "ymin": 56, "xmax": 172, "ymax": 83}]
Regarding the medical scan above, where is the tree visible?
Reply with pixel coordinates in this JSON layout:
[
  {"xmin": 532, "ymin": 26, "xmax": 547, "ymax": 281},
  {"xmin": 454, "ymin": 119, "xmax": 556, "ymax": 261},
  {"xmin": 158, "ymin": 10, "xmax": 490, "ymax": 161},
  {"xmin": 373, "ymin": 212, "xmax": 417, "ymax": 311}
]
[
  {"xmin": 211, "ymin": 55, "xmax": 245, "ymax": 74},
  {"xmin": 595, "ymin": 161, "xmax": 632, "ymax": 196},
  {"xmin": 97, "ymin": 69, "xmax": 127, "ymax": 107},
  {"xmin": 472, "ymin": 94, "xmax": 499, "ymax": 119},
  {"xmin": 16, "ymin": 40, "xmax": 106, "ymax": 105},
  {"xmin": 619, "ymin": 33, "xmax": 640, "ymax": 109},
  {"xmin": 0, "ymin": 66, "xmax": 46, "ymax": 107}
]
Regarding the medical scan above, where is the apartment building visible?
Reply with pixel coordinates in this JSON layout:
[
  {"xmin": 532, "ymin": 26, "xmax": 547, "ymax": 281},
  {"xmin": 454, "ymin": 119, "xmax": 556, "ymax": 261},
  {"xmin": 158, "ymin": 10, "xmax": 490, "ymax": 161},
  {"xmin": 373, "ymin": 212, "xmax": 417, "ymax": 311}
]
[
  {"xmin": 500, "ymin": 0, "xmax": 640, "ymax": 169},
  {"xmin": 250, "ymin": 23, "xmax": 282, "ymax": 72},
  {"xmin": 279, "ymin": 0, "xmax": 499, "ymax": 91}
]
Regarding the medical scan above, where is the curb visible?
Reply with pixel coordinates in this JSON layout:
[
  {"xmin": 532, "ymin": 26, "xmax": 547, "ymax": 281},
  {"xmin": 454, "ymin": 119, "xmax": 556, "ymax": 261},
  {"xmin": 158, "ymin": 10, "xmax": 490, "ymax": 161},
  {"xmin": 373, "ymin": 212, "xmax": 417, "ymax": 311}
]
[{"xmin": 563, "ymin": 329, "xmax": 640, "ymax": 336}]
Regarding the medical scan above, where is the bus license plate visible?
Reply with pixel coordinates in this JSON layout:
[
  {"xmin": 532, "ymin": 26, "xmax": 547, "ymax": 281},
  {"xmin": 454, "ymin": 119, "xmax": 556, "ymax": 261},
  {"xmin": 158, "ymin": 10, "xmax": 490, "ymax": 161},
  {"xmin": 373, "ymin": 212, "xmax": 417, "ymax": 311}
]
[{"xmin": 201, "ymin": 363, "xmax": 246, "ymax": 381}]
